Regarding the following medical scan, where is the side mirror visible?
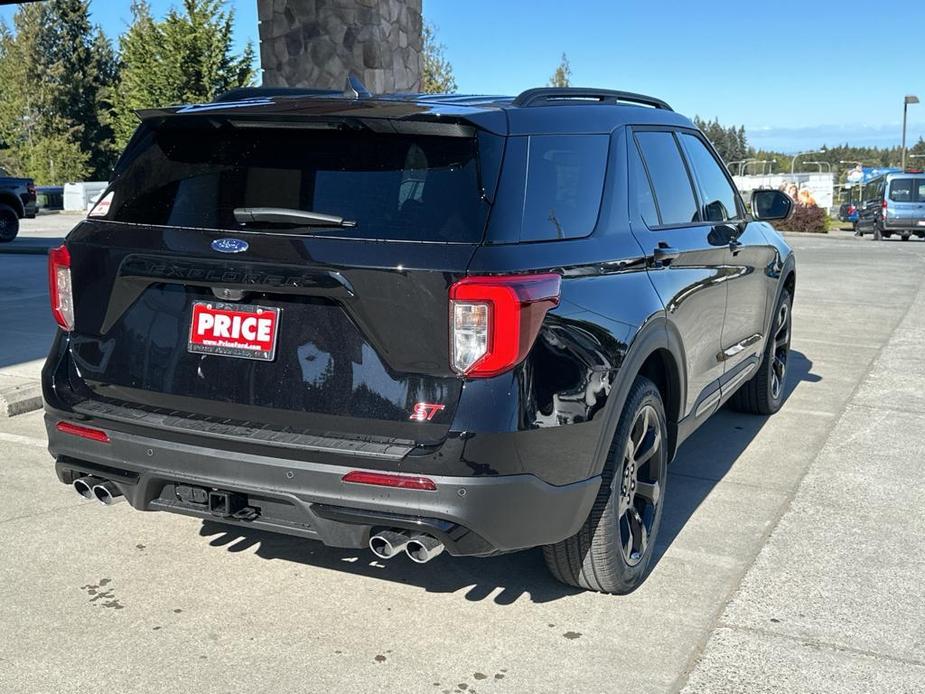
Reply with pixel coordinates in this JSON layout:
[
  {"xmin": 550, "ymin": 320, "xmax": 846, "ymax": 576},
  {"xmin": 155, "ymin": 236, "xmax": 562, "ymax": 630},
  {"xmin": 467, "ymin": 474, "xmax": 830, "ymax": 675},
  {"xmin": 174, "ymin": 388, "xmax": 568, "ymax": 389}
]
[{"xmin": 751, "ymin": 190, "xmax": 793, "ymax": 222}]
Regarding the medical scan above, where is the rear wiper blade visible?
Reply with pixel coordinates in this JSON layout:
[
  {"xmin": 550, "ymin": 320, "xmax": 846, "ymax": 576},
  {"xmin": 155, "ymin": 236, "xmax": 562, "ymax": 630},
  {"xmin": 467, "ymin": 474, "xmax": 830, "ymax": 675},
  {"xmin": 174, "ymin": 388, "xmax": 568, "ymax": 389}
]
[{"xmin": 233, "ymin": 207, "xmax": 357, "ymax": 228}]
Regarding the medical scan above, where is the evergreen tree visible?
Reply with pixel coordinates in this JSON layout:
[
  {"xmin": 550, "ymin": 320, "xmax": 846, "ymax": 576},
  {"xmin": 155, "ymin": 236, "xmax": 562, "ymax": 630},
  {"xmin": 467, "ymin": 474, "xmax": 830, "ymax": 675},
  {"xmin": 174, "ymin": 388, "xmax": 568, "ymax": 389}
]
[
  {"xmin": 111, "ymin": 0, "xmax": 254, "ymax": 149},
  {"xmin": 548, "ymin": 53, "xmax": 572, "ymax": 88},
  {"xmin": 421, "ymin": 21, "xmax": 456, "ymax": 94},
  {"xmin": 0, "ymin": 0, "xmax": 115, "ymax": 182}
]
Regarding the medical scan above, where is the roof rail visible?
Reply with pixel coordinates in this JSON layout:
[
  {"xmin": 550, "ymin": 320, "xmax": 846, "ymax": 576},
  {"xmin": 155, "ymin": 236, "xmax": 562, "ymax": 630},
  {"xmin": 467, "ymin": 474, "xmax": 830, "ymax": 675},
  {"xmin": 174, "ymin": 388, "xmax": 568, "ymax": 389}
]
[{"xmin": 511, "ymin": 87, "xmax": 673, "ymax": 111}]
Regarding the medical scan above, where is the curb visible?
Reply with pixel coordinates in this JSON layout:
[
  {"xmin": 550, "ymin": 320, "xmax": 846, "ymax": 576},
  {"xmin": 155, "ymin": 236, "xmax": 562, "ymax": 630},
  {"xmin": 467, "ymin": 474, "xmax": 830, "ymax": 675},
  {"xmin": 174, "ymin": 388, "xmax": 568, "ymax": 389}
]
[{"xmin": 0, "ymin": 381, "xmax": 43, "ymax": 417}]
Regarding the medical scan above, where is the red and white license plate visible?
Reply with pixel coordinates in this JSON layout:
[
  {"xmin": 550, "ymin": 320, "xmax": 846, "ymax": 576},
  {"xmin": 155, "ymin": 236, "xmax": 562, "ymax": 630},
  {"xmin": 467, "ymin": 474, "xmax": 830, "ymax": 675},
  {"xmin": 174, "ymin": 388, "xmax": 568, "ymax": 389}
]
[{"xmin": 188, "ymin": 301, "xmax": 281, "ymax": 361}]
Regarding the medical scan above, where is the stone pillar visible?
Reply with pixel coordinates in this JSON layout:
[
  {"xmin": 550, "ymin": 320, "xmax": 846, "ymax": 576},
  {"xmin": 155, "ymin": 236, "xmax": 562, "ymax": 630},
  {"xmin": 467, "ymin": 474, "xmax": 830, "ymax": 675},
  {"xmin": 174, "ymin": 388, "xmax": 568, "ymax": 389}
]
[{"xmin": 257, "ymin": 0, "xmax": 423, "ymax": 94}]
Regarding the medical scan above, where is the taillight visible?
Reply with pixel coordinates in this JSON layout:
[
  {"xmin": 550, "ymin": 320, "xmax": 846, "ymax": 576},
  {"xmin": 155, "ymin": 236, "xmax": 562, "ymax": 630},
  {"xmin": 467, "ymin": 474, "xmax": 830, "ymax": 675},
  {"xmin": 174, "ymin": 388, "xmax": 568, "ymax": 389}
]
[
  {"xmin": 56, "ymin": 421, "xmax": 110, "ymax": 443},
  {"xmin": 48, "ymin": 245, "xmax": 74, "ymax": 331},
  {"xmin": 449, "ymin": 273, "xmax": 560, "ymax": 378},
  {"xmin": 342, "ymin": 470, "xmax": 437, "ymax": 491},
  {"xmin": 848, "ymin": 205, "xmax": 856, "ymax": 215}
]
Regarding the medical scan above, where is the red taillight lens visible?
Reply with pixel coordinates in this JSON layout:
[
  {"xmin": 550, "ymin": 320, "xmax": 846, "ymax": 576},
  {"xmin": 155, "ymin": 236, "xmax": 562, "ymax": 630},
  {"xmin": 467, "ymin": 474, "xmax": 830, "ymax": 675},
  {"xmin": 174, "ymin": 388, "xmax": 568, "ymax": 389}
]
[
  {"xmin": 56, "ymin": 421, "xmax": 110, "ymax": 443},
  {"xmin": 848, "ymin": 205, "xmax": 856, "ymax": 214},
  {"xmin": 48, "ymin": 245, "xmax": 74, "ymax": 331},
  {"xmin": 449, "ymin": 273, "xmax": 560, "ymax": 378},
  {"xmin": 342, "ymin": 470, "xmax": 437, "ymax": 491}
]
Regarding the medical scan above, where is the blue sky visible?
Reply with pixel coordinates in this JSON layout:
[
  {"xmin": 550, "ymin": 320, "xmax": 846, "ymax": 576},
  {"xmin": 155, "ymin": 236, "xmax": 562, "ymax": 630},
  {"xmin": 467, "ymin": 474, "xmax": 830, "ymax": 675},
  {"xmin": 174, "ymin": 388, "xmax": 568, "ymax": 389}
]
[{"xmin": 2, "ymin": 0, "xmax": 923, "ymax": 151}]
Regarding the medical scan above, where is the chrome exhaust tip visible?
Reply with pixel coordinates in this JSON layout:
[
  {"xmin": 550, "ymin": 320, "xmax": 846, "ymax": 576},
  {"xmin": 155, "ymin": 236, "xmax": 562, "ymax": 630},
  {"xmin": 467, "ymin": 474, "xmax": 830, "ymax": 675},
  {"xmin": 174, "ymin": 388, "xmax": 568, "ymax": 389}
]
[
  {"xmin": 405, "ymin": 535, "xmax": 445, "ymax": 564},
  {"xmin": 369, "ymin": 530, "xmax": 411, "ymax": 559},
  {"xmin": 73, "ymin": 476, "xmax": 103, "ymax": 500},
  {"xmin": 91, "ymin": 481, "xmax": 124, "ymax": 506}
]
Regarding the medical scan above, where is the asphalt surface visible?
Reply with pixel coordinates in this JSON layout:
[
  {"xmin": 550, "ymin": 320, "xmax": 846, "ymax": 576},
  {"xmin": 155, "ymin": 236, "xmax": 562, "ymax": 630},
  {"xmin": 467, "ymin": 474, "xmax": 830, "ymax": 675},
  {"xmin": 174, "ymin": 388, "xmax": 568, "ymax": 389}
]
[{"xmin": 1, "ymin": 227, "xmax": 923, "ymax": 693}]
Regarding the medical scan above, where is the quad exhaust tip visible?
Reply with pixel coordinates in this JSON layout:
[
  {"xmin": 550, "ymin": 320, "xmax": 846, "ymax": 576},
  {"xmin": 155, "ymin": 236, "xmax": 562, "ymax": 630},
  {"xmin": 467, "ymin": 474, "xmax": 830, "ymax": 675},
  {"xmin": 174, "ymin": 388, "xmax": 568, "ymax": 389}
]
[
  {"xmin": 369, "ymin": 530, "xmax": 445, "ymax": 563},
  {"xmin": 91, "ymin": 480, "xmax": 124, "ymax": 505},
  {"xmin": 369, "ymin": 530, "xmax": 411, "ymax": 560},
  {"xmin": 405, "ymin": 534, "xmax": 445, "ymax": 564},
  {"xmin": 73, "ymin": 476, "xmax": 101, "ymax": 500}
]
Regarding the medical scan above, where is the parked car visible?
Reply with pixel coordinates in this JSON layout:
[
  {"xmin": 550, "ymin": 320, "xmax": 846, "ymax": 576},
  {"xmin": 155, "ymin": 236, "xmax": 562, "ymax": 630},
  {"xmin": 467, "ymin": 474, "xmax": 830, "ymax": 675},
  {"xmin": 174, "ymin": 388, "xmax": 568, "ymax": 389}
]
[
  {"xmin": 0, "ymin": 172, "xmax": 37, "ymax": 242},
  {"xmin": 43, "ymin": 86, "xmax": 795, "ymax": 594},
  {"xmin": 856, "ymin": 170, "xmax": 925, "ymax": 240}
]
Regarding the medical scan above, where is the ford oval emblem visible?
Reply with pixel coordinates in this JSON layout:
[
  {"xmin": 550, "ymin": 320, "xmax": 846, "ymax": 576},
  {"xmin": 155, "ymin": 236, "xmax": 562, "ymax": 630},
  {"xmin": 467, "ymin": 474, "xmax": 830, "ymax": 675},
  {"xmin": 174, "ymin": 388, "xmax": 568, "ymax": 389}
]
[{"xmin": 211, "ymin": 238, "xmax": 249, "ymax": 254}]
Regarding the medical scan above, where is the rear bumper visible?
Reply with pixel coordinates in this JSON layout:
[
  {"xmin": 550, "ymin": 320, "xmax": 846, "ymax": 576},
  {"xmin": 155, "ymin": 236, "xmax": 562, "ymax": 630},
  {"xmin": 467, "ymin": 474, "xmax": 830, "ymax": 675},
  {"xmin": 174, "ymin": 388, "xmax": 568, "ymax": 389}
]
[
  {"xmin": 45, "ymin": 411, "xmax": 600, "ymax": 557},
  {"xmin": 883, "ymin": 219, "xmax": 925, "ymax": 232}
]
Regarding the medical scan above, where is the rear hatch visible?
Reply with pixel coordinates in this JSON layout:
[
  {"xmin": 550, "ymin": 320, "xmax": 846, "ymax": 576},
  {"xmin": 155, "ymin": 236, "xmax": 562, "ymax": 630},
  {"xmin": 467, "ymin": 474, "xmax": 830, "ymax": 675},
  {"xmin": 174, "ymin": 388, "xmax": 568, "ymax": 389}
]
[
  {"xmin": 62, "ymin": 102, "xmax": 505, "ymax": 449},
  {"xmin": 886, "ymin": 176, "xmax": 925, "ymax": 227}
]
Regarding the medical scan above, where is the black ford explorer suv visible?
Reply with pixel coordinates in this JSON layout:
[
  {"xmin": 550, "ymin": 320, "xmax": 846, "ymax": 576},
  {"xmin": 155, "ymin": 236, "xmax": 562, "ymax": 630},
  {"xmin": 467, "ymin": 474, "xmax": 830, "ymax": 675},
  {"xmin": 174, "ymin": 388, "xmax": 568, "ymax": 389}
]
[{"xmin": 43, "ymin": 85, "xmax": 795, "ymax": 594}]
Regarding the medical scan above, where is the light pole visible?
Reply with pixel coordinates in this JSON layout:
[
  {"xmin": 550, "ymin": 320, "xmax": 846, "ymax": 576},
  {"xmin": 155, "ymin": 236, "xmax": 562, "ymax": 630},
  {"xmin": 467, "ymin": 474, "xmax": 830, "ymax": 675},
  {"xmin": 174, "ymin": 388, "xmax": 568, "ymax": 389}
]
[
  {"xmin": 791, "ymin": 148, "xmax": 825, "ymax": 174},
  {"xmin": 902, "ymin": 95, "xmax": 919, "ymax": 170}
]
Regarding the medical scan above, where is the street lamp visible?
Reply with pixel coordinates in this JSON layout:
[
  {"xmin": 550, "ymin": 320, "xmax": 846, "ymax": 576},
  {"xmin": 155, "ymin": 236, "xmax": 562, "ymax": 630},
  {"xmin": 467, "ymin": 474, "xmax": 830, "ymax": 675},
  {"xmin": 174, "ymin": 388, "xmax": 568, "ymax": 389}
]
[
  {"xmin": 791, "ymin": 147, "xmax": 826, "ymax": 174},
  {"xmin": 902, "ymin": 95, "xmax": 919, "ymax": 170}
]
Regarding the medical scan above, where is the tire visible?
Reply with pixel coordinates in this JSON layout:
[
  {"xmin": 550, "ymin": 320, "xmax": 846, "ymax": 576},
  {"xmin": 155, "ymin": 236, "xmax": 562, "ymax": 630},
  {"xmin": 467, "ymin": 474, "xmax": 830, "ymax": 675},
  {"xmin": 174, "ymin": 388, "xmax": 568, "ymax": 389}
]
[
  {"xmin": 0, "ymin": 204, "xmax": 19, "ymax": 243},
  {"xmin": 729, "ymin": 289, "xmax": 792, "ymax": 416},
  {"xmin": 901, "ymin": 234, "xmax": 910, "ymax": 242},
  {"xmin": 543, "ymin": 375, "xmax": 668, "ymax": 594}
]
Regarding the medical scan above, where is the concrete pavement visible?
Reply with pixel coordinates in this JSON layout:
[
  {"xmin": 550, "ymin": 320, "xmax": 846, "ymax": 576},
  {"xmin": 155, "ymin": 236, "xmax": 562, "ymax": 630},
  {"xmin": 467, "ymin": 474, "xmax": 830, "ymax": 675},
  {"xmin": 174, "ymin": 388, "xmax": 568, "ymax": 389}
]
[{"xmin": 0, "ymin": 231, "xmax": 923, "ymax": 693}]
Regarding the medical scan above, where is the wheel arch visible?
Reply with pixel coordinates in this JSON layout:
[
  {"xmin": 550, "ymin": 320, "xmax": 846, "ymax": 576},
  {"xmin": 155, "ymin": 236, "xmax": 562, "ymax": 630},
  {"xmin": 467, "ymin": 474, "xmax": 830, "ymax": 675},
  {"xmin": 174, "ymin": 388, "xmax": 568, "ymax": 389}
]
[
  {"xmin": 589, "ymin": 315, "xmax": 686, "ymax": 475},
  {"xmin": 0, "ymin": 191, "xmax": 24, "ymax": 218}
]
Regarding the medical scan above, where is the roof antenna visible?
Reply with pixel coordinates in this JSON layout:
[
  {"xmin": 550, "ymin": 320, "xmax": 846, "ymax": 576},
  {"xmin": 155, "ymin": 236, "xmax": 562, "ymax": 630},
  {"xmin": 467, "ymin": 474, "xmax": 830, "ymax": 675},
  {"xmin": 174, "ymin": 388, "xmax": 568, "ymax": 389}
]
[{"xmin": 344, "ymin": 73, "xmax": 372, "ymax": 99}]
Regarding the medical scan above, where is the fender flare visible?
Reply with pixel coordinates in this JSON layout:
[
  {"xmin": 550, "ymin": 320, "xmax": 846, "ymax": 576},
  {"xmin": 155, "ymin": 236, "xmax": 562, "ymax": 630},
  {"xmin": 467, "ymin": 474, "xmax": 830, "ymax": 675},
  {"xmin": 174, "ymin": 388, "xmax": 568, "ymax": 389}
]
[
  {"xmin": 587, "ymin": 312, "xmax": 686, "ymax": 477},
  {"xmin": 763, "ymin": 252, "xmax": 797, "ymax": 354}
]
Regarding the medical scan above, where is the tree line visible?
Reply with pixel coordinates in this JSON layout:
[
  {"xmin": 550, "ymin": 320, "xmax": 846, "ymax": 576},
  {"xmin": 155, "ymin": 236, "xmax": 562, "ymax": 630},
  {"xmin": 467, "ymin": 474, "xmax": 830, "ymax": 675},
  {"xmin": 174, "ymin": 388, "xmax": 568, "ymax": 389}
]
[
  {"xmin": 4, "ymin": 3, "xmax": 918, "ymax": 186},
  {"xmin": 0, "ymin": 0, "xmax": 254, "ymax": 184}
]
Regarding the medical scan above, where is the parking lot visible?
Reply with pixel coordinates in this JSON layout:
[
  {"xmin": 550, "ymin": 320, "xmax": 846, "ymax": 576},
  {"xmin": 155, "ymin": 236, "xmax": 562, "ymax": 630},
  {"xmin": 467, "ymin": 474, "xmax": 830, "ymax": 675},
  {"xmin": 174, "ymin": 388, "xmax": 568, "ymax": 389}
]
[{"xmin": 1, "ymin": 222, "xmax": 923, "ymax": 693}]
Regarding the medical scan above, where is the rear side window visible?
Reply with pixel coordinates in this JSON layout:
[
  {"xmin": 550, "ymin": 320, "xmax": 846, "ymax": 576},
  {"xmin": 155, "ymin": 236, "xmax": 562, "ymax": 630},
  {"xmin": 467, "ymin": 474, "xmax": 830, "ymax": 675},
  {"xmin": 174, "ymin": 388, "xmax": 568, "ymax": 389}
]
[
  {"xmin": 889, "ymin": 178, "xmax": 925, "ymax": 202},
  {"xmin": 521, "ymin": 134, "xmax": 609, "ymax": 241},
  {"xmin": 680, "ymin": 134, "xmax": 741, "ymax": 222},
  {"xmin": 106, "ymin": 124, "xmax": 491, "ymax": 243},
  {"xmin": 635, "ymin": 131, "xmax": 699, "ymax": 227}
]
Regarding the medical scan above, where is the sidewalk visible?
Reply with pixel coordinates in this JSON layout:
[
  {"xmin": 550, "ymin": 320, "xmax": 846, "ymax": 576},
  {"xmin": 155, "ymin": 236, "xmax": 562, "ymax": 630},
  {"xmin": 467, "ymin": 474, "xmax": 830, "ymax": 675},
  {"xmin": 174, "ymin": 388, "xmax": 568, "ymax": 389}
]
[{"xmin": 681, "ymin": 262, "xmax": 925, "ymax": 692}]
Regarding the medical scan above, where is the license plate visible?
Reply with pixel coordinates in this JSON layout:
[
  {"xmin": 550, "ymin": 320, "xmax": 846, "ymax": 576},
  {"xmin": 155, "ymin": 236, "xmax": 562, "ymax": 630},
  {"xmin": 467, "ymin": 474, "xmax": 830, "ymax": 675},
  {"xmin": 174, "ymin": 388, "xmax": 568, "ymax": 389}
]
[
  {"xmin": 188, "ymin": 301, "xmax": 280, "ymax": 361},
  {"xmin": 918, "ymin": 221, "xmax": 925, "ymax": 227}
]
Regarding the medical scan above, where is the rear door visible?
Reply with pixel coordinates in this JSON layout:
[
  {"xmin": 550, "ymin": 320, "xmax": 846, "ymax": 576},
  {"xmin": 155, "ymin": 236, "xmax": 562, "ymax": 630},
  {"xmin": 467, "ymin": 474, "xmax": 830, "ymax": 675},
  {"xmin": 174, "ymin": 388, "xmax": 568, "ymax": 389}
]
[
  {"xmin": 64, "ymin": 116, "xmax": 500, "ymax": 447},
  {"xmin": 857, "ymin": 177, "xmax": 885, "ymax": 233},
  {"xmin": 628, "ymin": 127, "xmax": 728, "ymax": 420},
  {"xmin": 886, "ymin": 177, "xmax": 925, "ymax": 229},
  {"xmin": 677, "ymin": 131, "xmax": 776, "ymax": 388}
]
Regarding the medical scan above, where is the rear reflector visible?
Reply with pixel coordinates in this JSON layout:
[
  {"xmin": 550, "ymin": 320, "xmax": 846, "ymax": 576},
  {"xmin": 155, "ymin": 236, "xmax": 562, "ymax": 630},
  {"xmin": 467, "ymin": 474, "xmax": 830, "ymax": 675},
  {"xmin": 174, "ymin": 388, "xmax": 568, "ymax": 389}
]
[
  {"xmin": 48, "ymin": 245, "xmax": 74, "ymax": 331},
  {"xmin": 55, "ymin": 421, "xmax": 110, "ymax": 443},
  {"xmin": 342, "ymin": 470, "xmax": 437, "ymax": 491},
  {"xmin": 449, "ymin": 273, "xmax": 561, "ymax": 377}
]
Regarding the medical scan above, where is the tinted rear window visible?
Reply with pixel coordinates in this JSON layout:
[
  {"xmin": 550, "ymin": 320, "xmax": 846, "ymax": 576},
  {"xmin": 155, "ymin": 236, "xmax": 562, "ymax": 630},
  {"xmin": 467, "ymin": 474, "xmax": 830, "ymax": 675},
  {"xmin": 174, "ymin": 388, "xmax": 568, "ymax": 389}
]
[
  {"xmin": 107, "ymin": 124, "xmax": 492, "ymax": 242},
  {"xmin": 521, "ymin": 135, "xmax": 609, "ymax": 241},
  {"xmin": 889, "ymin": 178, "xmax": 925, "ymax": 203}
]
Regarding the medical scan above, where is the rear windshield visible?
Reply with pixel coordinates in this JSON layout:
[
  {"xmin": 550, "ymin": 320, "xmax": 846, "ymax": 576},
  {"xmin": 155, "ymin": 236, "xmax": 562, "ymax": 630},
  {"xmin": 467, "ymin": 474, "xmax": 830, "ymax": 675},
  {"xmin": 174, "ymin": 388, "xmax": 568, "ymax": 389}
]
[
  {"xmin": 889, "ymin": 178, "xmax": 925, "ymax": 203},
  {"xmin": 106, "ymin": 123, "xmax": 493, "ymax": 242}
]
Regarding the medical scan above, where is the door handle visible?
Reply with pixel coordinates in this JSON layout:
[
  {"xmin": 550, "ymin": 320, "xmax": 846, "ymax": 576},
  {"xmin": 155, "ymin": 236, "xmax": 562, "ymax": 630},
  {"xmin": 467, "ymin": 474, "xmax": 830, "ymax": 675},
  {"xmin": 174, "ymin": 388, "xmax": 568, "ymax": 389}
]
[{"xmin": 653, "ymin": 243, "xmax": 680, "ymax": 266}]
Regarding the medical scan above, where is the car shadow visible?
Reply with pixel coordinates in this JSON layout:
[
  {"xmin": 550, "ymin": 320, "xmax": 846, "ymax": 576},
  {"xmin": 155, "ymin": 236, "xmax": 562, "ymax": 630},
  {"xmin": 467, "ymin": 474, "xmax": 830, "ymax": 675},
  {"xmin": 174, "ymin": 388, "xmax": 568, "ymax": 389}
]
[
  {"xmin": 194, "ymin": 350, "xmax": 820, "ymax": 603},
  {"xmin": 653, "ymin": 349, "xmax": 820, "ymax": 562}
]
